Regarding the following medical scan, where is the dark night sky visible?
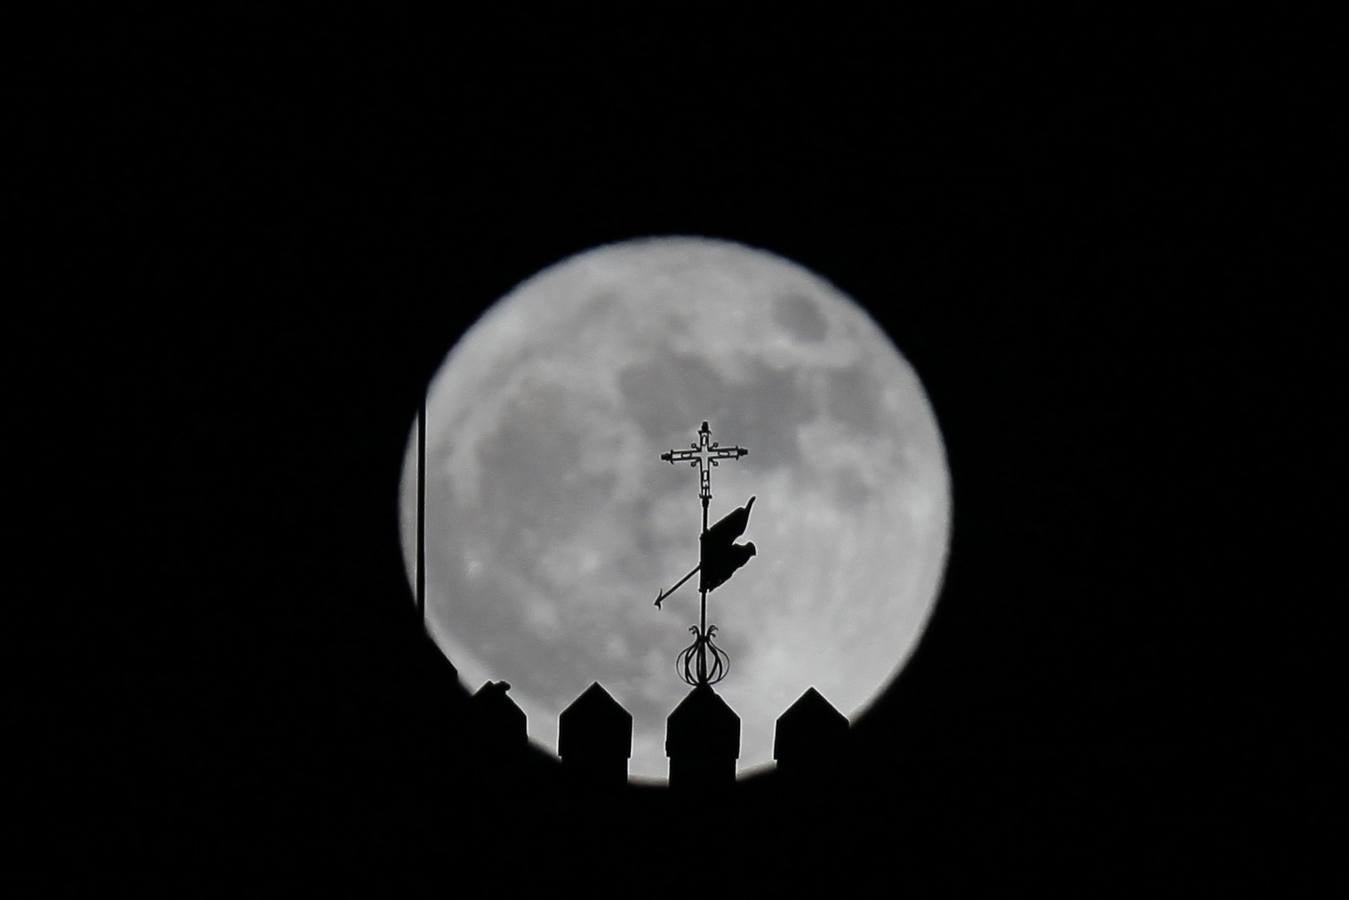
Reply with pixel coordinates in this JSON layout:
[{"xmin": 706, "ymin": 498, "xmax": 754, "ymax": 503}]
[{"xmin": 18, "ymin": 9, "xmax": 1335, "ymax": 895}]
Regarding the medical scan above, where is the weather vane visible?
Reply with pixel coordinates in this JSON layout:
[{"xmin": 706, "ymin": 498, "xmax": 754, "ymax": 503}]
[{"xmin": 654, "ymin": 421, "xmax": 757, "ymax": 687}]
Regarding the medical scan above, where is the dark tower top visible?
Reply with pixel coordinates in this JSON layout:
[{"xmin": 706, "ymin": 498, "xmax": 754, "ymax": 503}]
[
  {"xmin": 773, "ymin": 687, "xmax": 849, "ymax": 766},
  {"xmin": 470, "ymin": 681, "xmax": 527, "ymax": 748},
  {"xmin": 666, "ymin": 682, "xmax": 740, "ymax": 762},
  {"xmin": 558, "ymin": 682, "xmax": 633, "ymax": 761}
]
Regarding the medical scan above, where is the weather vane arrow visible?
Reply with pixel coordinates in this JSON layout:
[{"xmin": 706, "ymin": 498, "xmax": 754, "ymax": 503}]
[{"xmin": 653, "ymin": 421, "xmax": 756, "ymax": 686}]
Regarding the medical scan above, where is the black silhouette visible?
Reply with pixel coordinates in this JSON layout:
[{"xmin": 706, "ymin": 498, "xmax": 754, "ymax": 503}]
[
  {"xmin": 558, "ymin": 682, "xmax": 632, "ymax": 787},
  {"xmin": 665, "ymin": 683, "xmax": 741, "ymax": 791},
  {"xmin": 699, "ymin": 496, "xmax": 756, "ymax": 593},
  {"xmin": 653, "ymin": 563, "xmax": 697, "ymax": 610},
  {"xmin": 659, "ymin": 419, "xmax": 749, "ymax": 504},
  {"xmin": 774, "ymin": 687, "xmax": 849, "ymax": 778},
  {"xmin": 55, "ymin": 14, "xmax": 1310, "ymax": 895},
  {"xmin": 416, "ymin": 396, "xmax": 426, "ymax": 620},
  {"xmin": 469, "ymin": 681, "xmax": 527, "ymax": 753},
  {"xmin": 653, "ymin": 496, "xmax": 757, "ymax": 608}
]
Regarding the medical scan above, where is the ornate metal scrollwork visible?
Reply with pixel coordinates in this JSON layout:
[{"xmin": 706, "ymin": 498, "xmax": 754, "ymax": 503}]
[{"xmin": 676, "ymin": 624, "xmax": 729, "ymax": 687}]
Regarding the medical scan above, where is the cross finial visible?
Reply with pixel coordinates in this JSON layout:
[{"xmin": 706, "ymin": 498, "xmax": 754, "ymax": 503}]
[{"xmin": 660, "ymin": 420, "xmax": 748, "ymax": 509}]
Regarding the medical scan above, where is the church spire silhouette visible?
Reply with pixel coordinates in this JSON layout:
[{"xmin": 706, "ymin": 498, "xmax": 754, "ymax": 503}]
[{"xmin": 653, "ymin": 420, "xmax": 755, "ymax": 687}]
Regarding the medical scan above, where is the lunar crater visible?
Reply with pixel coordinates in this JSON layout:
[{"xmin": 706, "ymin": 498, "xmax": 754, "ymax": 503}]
[{"xmin": 774, "ymin": 291, "xmax": 829, "ymax": 343}]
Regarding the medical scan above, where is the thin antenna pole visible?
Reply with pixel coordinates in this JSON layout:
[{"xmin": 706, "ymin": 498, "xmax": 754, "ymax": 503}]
[{"xmin": 416, "ymin": 395, "xmax": 426, "ymax": 622}]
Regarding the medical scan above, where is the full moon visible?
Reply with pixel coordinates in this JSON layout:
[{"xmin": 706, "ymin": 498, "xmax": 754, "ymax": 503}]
[{"xmin": 400, "ymin": 237, "xmax": 950, "ymax": 782}]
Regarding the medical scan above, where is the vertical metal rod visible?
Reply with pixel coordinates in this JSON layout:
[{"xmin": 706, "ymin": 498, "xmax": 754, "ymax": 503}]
[
  {"xmin": 416, "ymin": 395, "xmax": 426, "ymax": 622},
  {"xmin": 699, "ymin": 496, "xmax": 709, "ymax": 683}
]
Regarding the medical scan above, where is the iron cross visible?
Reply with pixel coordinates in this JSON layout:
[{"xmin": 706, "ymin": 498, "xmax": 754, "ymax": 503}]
[{"xmin": 660, "ymin": 420, "xmax": 748, "ymax": 513}]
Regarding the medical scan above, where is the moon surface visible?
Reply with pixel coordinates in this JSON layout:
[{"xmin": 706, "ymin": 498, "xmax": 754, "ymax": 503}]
[{"xmin": 401, "ymin": 237, "xmax": 950, "ymax": 782}]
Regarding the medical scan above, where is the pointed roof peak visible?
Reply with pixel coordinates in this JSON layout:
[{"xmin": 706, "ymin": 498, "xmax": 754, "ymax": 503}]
[
  {"xmin": 666, "ymin": 683, "xmax": 740, "ymax": 759},
  {"xmin": 561, "ymin": 681, "xmax": 633, "ymax": 728},
  {"xmin": 780, "ymin": 686, "xmax": 848, "ymax": 725},
  {"xmin": 559, "ymin": 681, "xmax": 634, "ymax": 761},
  {"xmin": 669, "ymin": 682, "xmax": 739, "ymax": 722},
  {"xmin": 775, "ymin": 686, "xmax": 849, "ymax": 764}
]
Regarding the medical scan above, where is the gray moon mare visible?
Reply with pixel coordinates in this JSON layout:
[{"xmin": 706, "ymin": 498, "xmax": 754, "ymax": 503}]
[{"xmin": 400, "ymin": 236, "xmax": 951, "ymax": 782}]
